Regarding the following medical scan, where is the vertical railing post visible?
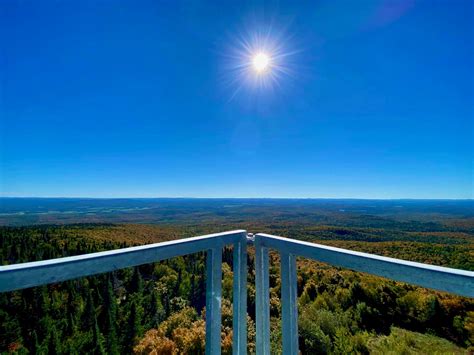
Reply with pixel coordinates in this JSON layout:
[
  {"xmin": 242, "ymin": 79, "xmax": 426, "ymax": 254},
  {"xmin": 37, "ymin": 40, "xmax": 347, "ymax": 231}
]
[
  {"xmin": 232, "ymin": 232, "xmax": 248, "ymax": 355},
  {"xmin": 255, "ymin": 235, "xmax": 270, "ymax": 355},
  {"xmin": 206, "ymin": 246, "xmax": 223, "ymax": 354},
  {"xmin": 280, "ymin": 251, "xmax": 298, "ymax": 354}
]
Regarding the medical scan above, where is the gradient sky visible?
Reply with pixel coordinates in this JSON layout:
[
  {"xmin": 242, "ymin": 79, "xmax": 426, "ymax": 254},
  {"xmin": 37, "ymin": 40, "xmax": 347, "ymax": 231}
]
[{"xmin": 1, "ymin": 0, "xmax": 473, "ymax": 199}]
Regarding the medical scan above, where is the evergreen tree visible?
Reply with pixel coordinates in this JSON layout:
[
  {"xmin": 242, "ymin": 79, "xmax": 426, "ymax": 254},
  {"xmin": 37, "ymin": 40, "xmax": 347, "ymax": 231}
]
[
  {"xmin": 146, "ymin": 288, "xmax": 164, "ymax": 329},
  {"xmin": 67, "ymin": 312, "xmax": 76, "ymax": 336},
  {"xmin": 82, "ymin": 288, "xmax": 106, "ymax": 354},
  {"xmin": 48, "ymin": 325, "xmax": 61, "ymax": 354},
  {"xmin": 92, "ymin": 318, "xmax": 106, "ymax": 355},
  {"xmin": 123, "ymin": 299, "xmax": 143, "ymax": 353},
  {"xmin": 129, "ymin": 268, "xmax": 143, "ymax": 295},
  {"xmin": 82, "ymin": 289, "xmax": 96, "ymax": 331},
  {"xmin": 103, "ymin": 278, "xmax": 119, "ymax": 355},
  {"xmin": 31, "ymin": 330, "xmax": 41, "ymax": 355}
]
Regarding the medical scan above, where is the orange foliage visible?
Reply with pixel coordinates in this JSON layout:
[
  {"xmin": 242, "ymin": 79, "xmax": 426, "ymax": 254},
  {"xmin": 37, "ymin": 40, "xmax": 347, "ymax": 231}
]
[{"xmin": 133, "ymin": 329, "xmax": 177, "ymax": 355}]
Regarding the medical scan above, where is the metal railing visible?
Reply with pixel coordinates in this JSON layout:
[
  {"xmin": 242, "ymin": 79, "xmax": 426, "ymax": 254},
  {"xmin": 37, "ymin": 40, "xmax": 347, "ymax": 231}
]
[
  {"xmin": 254, "ymin": 233, "xmax": 474, "ymax": 355},
  {"xmin": 1, "ymin": 230, "xmax": 473, "ymax": 355},
  {"xmin": 0, "ymin": 230, "xmax": 248, "ymax": 355}
]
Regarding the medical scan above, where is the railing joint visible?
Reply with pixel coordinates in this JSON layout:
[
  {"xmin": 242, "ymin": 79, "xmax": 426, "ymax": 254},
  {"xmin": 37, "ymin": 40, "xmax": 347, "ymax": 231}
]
[{"xmin": 246, "ymin": 233, "xmax": 255, "ymax": 245}]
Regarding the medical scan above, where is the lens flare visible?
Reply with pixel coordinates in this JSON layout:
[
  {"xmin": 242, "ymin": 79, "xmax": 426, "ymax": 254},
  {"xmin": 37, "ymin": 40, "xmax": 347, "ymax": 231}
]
[{"xmin": 220, "ymin": 22, "xmax": 300, "ymax": 100}]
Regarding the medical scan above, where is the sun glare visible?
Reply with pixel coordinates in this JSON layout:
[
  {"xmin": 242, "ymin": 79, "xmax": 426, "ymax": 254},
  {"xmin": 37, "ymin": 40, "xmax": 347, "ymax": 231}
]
[
  {"xmin": 221, "ymin": 22, "xmax": 299, "ymax": 100},
  {"xmin": 252, "ymin": 52, "xmax": 271, "ymax": 73}
]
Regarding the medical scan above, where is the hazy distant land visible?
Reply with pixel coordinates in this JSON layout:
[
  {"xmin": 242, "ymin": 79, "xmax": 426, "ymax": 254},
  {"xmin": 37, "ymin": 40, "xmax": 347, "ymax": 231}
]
[{"xmin": 1, "ymin": 197, "xmax": 473, "ymax": 227}]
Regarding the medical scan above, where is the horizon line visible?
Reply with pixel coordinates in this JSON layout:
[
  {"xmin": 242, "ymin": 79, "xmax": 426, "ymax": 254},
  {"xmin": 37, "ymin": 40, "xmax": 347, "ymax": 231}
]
[{"xmin": 1, "ymin": 196, "xmax": 472, "ymax": 201}]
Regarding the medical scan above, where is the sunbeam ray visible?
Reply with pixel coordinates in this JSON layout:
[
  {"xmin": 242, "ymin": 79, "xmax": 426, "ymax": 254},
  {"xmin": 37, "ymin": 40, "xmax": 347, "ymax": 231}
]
[{"xmin": 220, "ymin": 20, "xmax": 301, "ymax": 100}]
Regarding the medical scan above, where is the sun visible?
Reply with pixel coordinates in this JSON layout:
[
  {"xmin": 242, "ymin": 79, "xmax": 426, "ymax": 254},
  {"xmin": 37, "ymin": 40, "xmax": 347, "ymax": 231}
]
[
  {"xmin": 252, "ymin": 52, "xmax": 271, "ymax": 73},
  {"xmin": 221, "ymin": 23, "xmax": 299, "ymax": 98}
]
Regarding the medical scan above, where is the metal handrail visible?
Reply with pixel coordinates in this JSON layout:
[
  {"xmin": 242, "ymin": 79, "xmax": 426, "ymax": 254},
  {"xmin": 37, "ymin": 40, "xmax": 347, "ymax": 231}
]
[
  {"xmin": 254, "ymin": 233, "xmax": 474, "ymax": 355},
  {"xmin": 0, "ymin": 230, "xmax": 248, "ymax": 355}
]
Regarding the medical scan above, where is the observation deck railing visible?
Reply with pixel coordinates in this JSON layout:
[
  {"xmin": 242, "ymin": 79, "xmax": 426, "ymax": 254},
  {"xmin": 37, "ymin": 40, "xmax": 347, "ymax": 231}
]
[
  {"xmin": 253, "ymin": 233, "xmax": 474, "ymax": 354},
  {"xmin": 1, "ymin": 230, "xmax": 473, "ymax": 355}
]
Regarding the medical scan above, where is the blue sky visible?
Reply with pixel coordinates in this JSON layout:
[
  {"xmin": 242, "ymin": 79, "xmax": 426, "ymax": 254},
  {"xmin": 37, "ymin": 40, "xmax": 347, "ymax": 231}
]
[{"xmin": 1, "ymin": 0, "xmax": 472, "ymax": 199}]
